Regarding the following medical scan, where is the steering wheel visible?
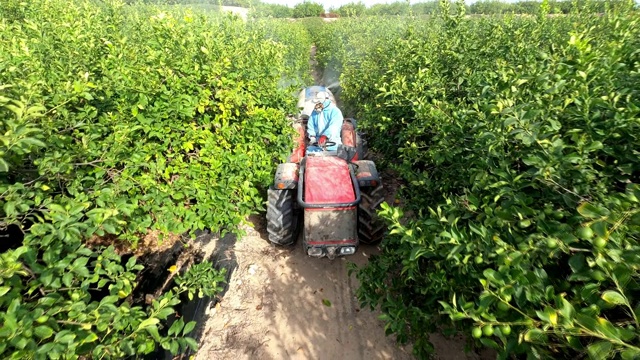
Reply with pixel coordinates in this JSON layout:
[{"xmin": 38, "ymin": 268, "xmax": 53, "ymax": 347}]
[{"xmin": 310, "ymin": 140, "xmax": 337, "ymax": 149}]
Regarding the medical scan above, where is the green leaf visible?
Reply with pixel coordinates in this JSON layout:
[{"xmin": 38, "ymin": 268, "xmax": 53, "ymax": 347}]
[
  {"xmin": 83, "ymin": 332, "xmax": 99, "ymax": 343},
  {"xmin": 160, "ymin": 340, "xmax": 171, "ymax": 351},
  {"xmin": 576, "ymin": 314, "xmax": 598, "ymax": 331},
  {"xmin": 577, "ymin": 203, "xmax": 610, "ymax": 219},
  {"xmin": 601, "ymin": 291, "xmax": 626, "ymax": 306},
  {"xmin": 594, "ymin": 317, "xmax": 623, "ymax": 341},
  {"xmin": 4, "ymin": 201, "xmax": 16, "ymax": 216},
  {"xmin": 102, "ymin": 223, "xmax": 116, "ymax": 234},
  {"xmin": 621, "ymin": 349, "xmax": 640, "ymax": 360},
  {"xmin": 536, "ymin": 306, "xmax": 558, "ymax": 325},
  {"xmin": 184, "ymin": 337, "xmax": 198, "ymax": 351},
  {"xmin": 612, "ymin": 265, "xmax": 632, "ymax": 287},
  {"xmin": 586, "ymin": 341, "xmax": 613, "ymax": 359},
  {"xmin": 122, "ymin": 339, "xmax": 135, "ymax": 355},
  {"xmin": 62, "ymin": 272, "xmax": 74, "ymax": 287},
  {"xmin": 168, "ymin": 318, "xmax": 184, "ymax": 336},
  {"xmin": 322, "ymin": 299, "xmax": 332, "ymax": 307},
  {"xmin": 584, "ymin": 141, "xmax": 603, "ymax": 151},
  {"xmin": 22, "ymin": 137, "xmax": 46, "ymax": 148},
  {"xmin": 568, "ymin": 254, "xmax": 585, "ymax": 273},
  {"xmin": 182, "ymin": 321, "xmax": 196, "ymax": 335},
  {"xmin": 76, "ymin": 247, "xmax": 93, "ymax": 257},
  {"xmin": 626, "ymin": 184, "xmax": 640, "ymax": 203},
  {"xmin": 156, "ymin": 307, "xmax": 175, "ymax": 320},
  {"xmin": 482, "ymin": 269, "xmax": 504, "ymax": 285},
  {"xmin": 479, "ymin": 338, "xmax": 500, "ymax": 350},
  {"xmin": 0, "ymin": 158, "xmax": 8, "ymax": 172},
  {"xmin": 137, "ymin": 317, "xmax": 160, "ymax": 331},
  {"xmin": 169, "ymin": 340, "xmax": 179, "ymax": 354},
  {"xmin": 591, "ymin": 221, "xmax": 608, "ymax": 238},
  {"xmin": 0, "ymin": 286, "xmax": 10, "ymax": 297},
  {"xmin": 522, "ymin": 156, "xmax": 542, "ymax": 166},
  {"xmin": 146, "ymin": 325, "xmax": 162, "ymax": 342},
  {"xmin": 55, "ymin": 331, "xmax": 76, "ymax": 344},
  {"xmin": 559, "ymin": 298, "xmax": 575, "ymax": 321},
  {"xmin": 35, "ymin": 342, "xmax": 55, "ymax": 355},
  {"xmin": 523, "ymin": 329, "xmax": 547, "ymax": 342},
  {"xmin": 34, "ymin": 325, "xmax": 54, "ymax": 339}
]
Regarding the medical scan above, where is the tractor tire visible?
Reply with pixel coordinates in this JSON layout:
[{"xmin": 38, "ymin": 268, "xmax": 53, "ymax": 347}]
[
  {"xmin": 267, "ymin": 188, "xmax": 297, "ymax": 246},
  {"xmin": 358, "ymin": 184, "xmax": 385, "ymax": 245}
]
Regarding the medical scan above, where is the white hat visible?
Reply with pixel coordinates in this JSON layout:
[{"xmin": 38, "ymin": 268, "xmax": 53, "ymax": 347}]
[{"xmin": 312, "ymin": 91, "xmax": 330, "ymax": 104}]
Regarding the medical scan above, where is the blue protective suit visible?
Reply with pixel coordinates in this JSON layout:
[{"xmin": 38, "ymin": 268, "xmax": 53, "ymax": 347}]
[{"xmin": 307, "ymin": 100, "xmax": 343, "ymax": 151}]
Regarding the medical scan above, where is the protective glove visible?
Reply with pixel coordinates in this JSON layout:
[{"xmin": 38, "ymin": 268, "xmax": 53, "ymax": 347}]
[
  {"xmin": 309, "ymin": 136, "xmax": 317, "ymax": 144},
  {"xmin": 318, "ymin": 135, "xmax": 328, "ymax": 146}
]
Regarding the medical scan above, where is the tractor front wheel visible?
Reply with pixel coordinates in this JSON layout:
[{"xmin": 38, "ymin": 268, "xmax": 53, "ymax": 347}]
[
  {"xmin": 358, "ymin": 184, "xmax": 385, "ymax": 245},
  {"xmin": 266, "ymin": 188, "xmax": 297, "ymax": 245}
]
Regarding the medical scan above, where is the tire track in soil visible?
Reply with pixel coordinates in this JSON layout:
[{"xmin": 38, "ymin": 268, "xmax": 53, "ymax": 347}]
[
  {"xmin": 193, "ymin": 216, "xmax": 492, "ymax": 360},
  {"xmin": 194, "ymin": 216, "xmax": 414, "ymax": 360}
]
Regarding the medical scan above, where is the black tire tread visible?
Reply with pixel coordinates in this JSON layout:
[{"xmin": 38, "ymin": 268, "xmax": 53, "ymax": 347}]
[
  {"xmin": 266, "ymin": 188, "xmax": 296, "ymax": 245},
  {"xmin": 358, "ymin": 184, "xmax": 385, "ymax": 245}
]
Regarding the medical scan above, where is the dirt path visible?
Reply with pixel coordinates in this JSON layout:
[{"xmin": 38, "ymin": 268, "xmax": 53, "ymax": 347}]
[
  {"xmin": 194, "ymin": 216, "xmax": 413, "ymax": 360},
  {"xmin": 191, "ymin": 213, "xmax": 493, "ymax": 360}
]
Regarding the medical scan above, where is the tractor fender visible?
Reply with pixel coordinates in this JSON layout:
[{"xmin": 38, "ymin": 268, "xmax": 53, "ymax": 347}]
[
  {"xmin": 340, "ymin": 118, "xmax": 362, "ymax": 162},
  {"xmin": 341, "ymin": 119, "xmax": 357, "ymax": 148},
  {"xmin": 274, "ymin": 163, "xmax": 299, "ymax": 190},
  {"xmin": 288, "ymin": 122, "xmax": 306, "ymax": 164},
  {"xmin": 352, "ymin": 160, "xmax": 380, "ymax": 188}
]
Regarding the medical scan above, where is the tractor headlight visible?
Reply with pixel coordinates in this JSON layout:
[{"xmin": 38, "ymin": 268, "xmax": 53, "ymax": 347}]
[
  {"xmin": 307, "ymin": 247, "xmax": 324, "ymax": 257},
  {"xmin": 340, "ymin": 246, "xmax": 356, "ymax": 255}
]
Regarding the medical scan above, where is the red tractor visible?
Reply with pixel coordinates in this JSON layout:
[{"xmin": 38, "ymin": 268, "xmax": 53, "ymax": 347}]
[{"xmin": 266, "ymin": 86, "xmax": 385, "ymax": 259}]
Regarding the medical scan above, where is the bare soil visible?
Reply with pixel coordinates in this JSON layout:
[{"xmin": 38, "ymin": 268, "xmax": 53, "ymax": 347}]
[{"xmin": 193, "ymin": 214, "xmax": 492, "ymax": 360}]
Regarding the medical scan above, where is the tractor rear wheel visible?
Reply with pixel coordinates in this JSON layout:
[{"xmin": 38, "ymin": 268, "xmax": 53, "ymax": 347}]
[
  {"xmin": 358, "ymin": 184, "xmax": 385, "ymax": 245},
  {"xmin": 267, "ymin": 188, "xmax": 297, "ymax": 245}
]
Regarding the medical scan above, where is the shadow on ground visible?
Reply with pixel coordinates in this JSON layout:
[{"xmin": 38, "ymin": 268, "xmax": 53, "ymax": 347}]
[{"xmin": 194, "ymin": 204, "xmax": 497, "ymax": 360}]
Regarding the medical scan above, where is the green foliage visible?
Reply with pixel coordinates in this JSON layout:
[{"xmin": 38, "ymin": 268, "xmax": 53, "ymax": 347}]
[
  {"xmin": 412, "ymin": 1, "xmax": 441, "ymax": 15},
  {"xmin": 125, "ymin": 0, "xmax": 256, "ymax": 6},
  {"xmin": 320, "ymin": 5, "xmax": 640, "ymax": 360},
  {"xmin": 334, "ymin": 2, "xmax": 366, "ymax": 17},
  {"xmin": 366, "ymin": 2, "xmax": 411, "ymax": 16},
  {"xmin": 314, "ymin": 0, "xmax": 637, "ymax": 18},
  {"xmin": 468, "ymin": 0, "xmax": 513, "ymax": 14},
  {"xmin": 468, "ymin": 0, "xmax": 634, "ymax": 15},
  {"xmin": 0, "ymin": 0, "xmax": 310, "ymax": 358},
  {"xmin": 250, "ymin": 19, "xmax": 313, "ymax": 83},
  {"xmin": 292, "ymin": 1, "xmax": 324, "ymax": 18},
  {"xmin": 251, "ymin": 3, "xmax": 293, "ymax": 18},
  {"xmin": 0, "ymin": 232, "xmax": 225, "ymax": 358},
  {"xmin": 1, "ymin": 0, "xmax": 306, "ymax": 245}
]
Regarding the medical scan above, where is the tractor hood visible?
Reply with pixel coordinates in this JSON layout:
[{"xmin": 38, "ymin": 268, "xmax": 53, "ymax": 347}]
[{"xmin": 303, "ymin": 156, "xmax": 356, "ymax": 205}]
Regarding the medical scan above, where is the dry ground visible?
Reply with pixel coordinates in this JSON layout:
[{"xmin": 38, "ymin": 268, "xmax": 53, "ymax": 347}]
[{"xmin": 192, "ymin": 213, "xmax": 492, "ymax": 360}]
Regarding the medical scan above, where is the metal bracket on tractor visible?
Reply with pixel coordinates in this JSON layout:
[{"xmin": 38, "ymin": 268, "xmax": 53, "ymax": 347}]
[{"xmin": 266, "ymin": 86, "xmax": 385, "ymax": 259}]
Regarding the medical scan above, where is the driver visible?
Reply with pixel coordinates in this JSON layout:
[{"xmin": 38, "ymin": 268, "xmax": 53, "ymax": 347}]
[{"xmin": 307, "ymin": 91, "xmax": 343, "ymax": 151}]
